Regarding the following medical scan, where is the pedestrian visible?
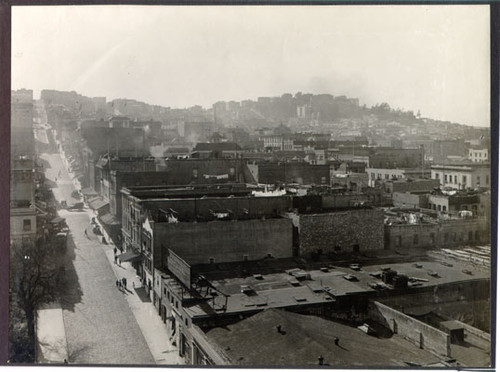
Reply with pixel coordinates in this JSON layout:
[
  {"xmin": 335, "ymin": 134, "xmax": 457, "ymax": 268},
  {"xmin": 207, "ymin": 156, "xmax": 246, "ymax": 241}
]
[
  {"xmin": 114, "ymin": 255, "xmax": 117, "ymax": 263},
  {"xmin": 115, "ymin": 280, "xmax": 119, "ymax": 288},
  {"xmin": 334, "ymin": 337, "xmax": 339, "ymax": 346},
  {"xmin": 122, "ymin": 277, "xmax": 127, "ymax": 289},
  {"xmin": 113, "ymin": 247, "xmax": 117, "ymax": 255}
]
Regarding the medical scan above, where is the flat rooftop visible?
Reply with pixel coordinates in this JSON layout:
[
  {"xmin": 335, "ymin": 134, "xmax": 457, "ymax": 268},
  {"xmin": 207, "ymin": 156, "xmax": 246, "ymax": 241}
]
[
  {"xmin": 122, "ymin": 183, "xmax": 252, "ymax": 199},
  {"xmin": 183, "ymin": 258, "xmax": 489, "ymax": 320}
]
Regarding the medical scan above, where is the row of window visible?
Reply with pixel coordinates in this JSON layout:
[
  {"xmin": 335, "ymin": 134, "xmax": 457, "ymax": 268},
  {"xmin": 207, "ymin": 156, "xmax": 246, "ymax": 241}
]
[
  {"xmin": 395, "ymin": 230, "xmax": 482, "ymax": 246},
  {"xmin": 436, "ymin": 173, "xmax": 489, "ymax": 186}
]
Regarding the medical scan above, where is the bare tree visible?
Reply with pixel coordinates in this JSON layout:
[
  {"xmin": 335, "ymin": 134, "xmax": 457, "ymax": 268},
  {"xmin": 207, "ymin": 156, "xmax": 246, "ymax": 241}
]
[{"xmin": 10, "ymin": 238, "xmax": 61, "ymax": 347}]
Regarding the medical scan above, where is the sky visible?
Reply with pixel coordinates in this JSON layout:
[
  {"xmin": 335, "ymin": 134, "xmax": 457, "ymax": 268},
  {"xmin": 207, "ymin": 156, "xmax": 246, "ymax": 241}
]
[{"xmin": 12, "ymin": 5, "xmax": 490, "ymax": 127}]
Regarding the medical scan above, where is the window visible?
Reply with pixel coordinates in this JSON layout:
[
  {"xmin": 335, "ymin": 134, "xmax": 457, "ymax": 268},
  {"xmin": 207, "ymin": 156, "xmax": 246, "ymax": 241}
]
[
  {"xmin": 444, "ymin": 175, "xmax": 448, "ymax": 182},
  {"xmin": 454, "ymin": 175, "xmax": 457, "ymax": 184},
  {"xmin": 209, "ymin": 257, "xmax": 215, "ymax": 264},
  {"xmin": 468, "ymin": 231, "xmax": 473, "ymax": 242},
  {"xmin": 23, "ymin": 219, "xmax": 31, "ymax": 231},
  {"xmin": 462, "ymin": 175, "xmax": 467, "ymax": 184},
  {"xmin": 321, "ymin": 177, "xmax": 326, "ymax": 184},
  {"xmin": 477, "ymin": 176, "xmax": 481, "ymax": 184},
  {"xmin": 396, "ymin": 236, "xmax": 402, "ymax": 247},
  {"xmin": 413, "ymin": 234, "xmax": 418, "ymax": 245},
  {"xmin": 435, "ymin": 173, "xmax": 439, "ymax": 180},
  {"xmin": 486, "ymin": 175, "xmax": 489, "ymax": 185},
  {"xmin": 430, "ymin": 233, "xmax": 435, "ymax": 244},
  {"xmin": 475, "ymin": 231, "xmax": 480, "ymax": 241},
  {"xmin": 444, "ymin": 233, "xmax": 449, "ymax": 243},
  {"xmin": 442, "ymin": 206, "xmax": 447, "ymax": 212}
]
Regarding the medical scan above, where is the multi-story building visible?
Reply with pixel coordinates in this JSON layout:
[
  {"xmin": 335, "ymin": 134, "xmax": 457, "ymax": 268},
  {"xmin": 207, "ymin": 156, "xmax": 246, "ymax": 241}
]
[
  {"xmin": 120, "ymin": 184, "xmax": 294, "ymax": 296},
  {"xmin": 10, "ymin": 158, "xmax": 38, "ymax": 244},
  {"xmin": 384, "ymin": 209, "xmax": 490, "ymax": 250},
  {"xmin": 178, "ymin": 121, "xmax": 215, "ymax": 143},
  {"xmin": 468, "ymin": 146, "xmax": 489, "ymax": 163},
  {"xmin": 431, "ymin": 163, "xmax": 490, "ymax": 190},
  {"xmin": 247, "ymin": 162, "xmax": 330, "ymax": 185},
  {"xmin": 428, "ymin": 190, "xmax": 490, "ymax": 217},
  {"xmin": 191, "ymin": 142, "xmax": 243, "ymax": 159},
  {"xmin": 11, "ymin": 90, "xmax": 37, "ymax": 244},
  {"xmin": 366, "ymin": 167, "xmax": 430, "ymax": 187}
]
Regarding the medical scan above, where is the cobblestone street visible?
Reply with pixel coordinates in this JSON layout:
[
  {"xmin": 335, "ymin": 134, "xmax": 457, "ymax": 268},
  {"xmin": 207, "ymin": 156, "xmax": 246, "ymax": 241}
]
[{"xmin": 40, "ymin": 153, "xmax": 157, "ymax": 364}]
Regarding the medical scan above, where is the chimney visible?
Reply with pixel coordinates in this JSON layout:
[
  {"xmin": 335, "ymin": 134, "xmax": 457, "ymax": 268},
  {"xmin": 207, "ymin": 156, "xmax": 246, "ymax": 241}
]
[{"xmin": 318, "ymin": 356, "xmax": 324, "ymax": 366}]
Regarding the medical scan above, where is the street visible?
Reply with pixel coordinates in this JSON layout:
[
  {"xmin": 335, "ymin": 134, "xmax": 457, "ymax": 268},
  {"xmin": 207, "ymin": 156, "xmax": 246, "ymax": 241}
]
[{"xmin": 40, "ymin": 152, "xmax": 156, "ymax": 364}]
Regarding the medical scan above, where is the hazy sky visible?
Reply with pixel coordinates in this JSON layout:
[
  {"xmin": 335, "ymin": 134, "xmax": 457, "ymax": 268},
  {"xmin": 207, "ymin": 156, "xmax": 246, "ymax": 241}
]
[{"xmin": 12, "ymin": 5, "xmax": 490, "ymax": 126}]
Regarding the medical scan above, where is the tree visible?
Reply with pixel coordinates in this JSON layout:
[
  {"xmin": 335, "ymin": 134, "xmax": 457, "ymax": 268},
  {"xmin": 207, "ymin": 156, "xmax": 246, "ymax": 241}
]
[{"xmin": 10, "ymin": 238, "xmax": 60, "ymax": 349}]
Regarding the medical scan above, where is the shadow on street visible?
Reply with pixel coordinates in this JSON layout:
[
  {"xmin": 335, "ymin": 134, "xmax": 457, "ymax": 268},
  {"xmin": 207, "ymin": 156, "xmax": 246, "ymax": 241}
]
[{"xmin": 58, "ymin": 233, "xmax": 83, "ymax": 312}]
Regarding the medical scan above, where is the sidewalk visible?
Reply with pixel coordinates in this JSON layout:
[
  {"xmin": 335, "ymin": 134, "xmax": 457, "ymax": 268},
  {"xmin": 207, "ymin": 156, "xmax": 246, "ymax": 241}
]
[
  {"xmin": 36, "ymin": 303, "xmax": 68, "ymax": 364},
  {"xmin": 84, "ymin": 218, "xmax": 183, "ymax": 365},
  {"xmin": 101, "ymin": 233, "xmax": 183, "ymax": 365}
]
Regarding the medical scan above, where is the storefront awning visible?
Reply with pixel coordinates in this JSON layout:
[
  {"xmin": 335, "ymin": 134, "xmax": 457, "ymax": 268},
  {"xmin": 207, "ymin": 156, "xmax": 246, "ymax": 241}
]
[
  {"xmin": 99, "ymin": 213, "xmax": 120, "ymax": 226},
  {"xmin": 81, "ymin": 187, "xmax": 98, "ymax": 197},
  {"xmin": 51, "ymin": 217, "xmax": 65, "ymax": 224},
  {"xmin": 88, "ymin": 197, "xmax": 109, "ymax": 211},
  {"xmin": 118, "ymin": 251, "xmax": 142, "ymax": 262}
]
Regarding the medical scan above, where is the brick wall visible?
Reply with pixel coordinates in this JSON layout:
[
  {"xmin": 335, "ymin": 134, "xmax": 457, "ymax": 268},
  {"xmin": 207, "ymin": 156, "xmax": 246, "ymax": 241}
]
[
  {"xmin": 296, "ymin": 208, "xmax": 384, "ymax": 255},
  {"xmin": 392, "ymin": 192, "xmax": 428, "ymax": 208},
  {"xmin": 154, "ymin": 218, "xmax": 293, "ymax": 265}
]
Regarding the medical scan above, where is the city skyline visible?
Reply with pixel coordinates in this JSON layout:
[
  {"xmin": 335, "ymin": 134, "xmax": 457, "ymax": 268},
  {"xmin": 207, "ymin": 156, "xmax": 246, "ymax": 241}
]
[{"xmin": 12, "ymin": 5, "xmax": 490, "ymax": 127}]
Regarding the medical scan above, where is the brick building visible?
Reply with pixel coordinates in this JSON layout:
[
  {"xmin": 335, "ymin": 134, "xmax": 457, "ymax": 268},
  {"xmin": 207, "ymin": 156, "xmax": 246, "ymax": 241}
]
[
  {"xmin": 248, "ymin": 162, "xmax": 330, "ymax": 185},
  {"xmin": 285, "ymin": 208, "xmax": 385, "ymax": 256},
  {"xmin": 121, "ymin": 184, "xmax": 294, "ymax": 294}
]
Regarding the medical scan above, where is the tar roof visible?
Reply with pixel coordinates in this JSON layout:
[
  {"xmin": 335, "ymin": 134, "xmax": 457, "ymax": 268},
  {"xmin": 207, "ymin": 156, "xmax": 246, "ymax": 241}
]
[{"xmin": 205, "ymin": 308, "xmax": 441, "ymax": 367}]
